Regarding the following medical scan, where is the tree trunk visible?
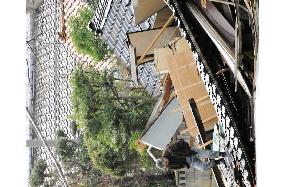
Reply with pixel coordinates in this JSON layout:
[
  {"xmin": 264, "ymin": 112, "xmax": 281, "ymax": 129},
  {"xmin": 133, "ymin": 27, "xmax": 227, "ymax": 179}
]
[
  {"xmin": 133, "ymin": 95, "xmax": 160, "ymax": 109},
  {"xmin": 66, "ymin": 139, "xmax": 79, "ymax": 145},
  {"xmin": 114, "ymin": 77, "xmax": 134, "ymax": 82},
  {"xmin": 118, "ymin": 95, "xmax": 150, "ymax": 100}
]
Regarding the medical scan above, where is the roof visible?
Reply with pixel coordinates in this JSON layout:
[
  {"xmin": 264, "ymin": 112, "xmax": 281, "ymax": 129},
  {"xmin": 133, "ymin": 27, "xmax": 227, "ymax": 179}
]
[
  {"xmin": 91, "ymin": 0, "xmax": 156, "ymax": 65},
  {"xmin": 91, "ymin": 0, "xmax": 113, "ymax": 30},
  {"xmin": 91, "ymin": 0, "xmax": 162, "ymax": 96}
]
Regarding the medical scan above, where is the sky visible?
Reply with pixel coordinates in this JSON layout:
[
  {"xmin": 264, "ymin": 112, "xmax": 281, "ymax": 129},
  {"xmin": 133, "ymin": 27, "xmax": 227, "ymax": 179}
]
[
  {"xmin": 0, "ymin": 0, "xmax": 284, "ymax": 186},
  {"xmin": 0, "ymin": 1, "xmax": 28, "ymax": 186}
]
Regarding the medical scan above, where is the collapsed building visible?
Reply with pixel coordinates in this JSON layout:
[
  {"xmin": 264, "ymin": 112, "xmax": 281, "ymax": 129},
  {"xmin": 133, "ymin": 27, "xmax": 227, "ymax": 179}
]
[
  {"xmin": 26, "ymin": 0, "xmax": 258, "ymax": 186},
  {"xmin": 91, "ymin": 0, "xmax": 258, "ymax": 186}
]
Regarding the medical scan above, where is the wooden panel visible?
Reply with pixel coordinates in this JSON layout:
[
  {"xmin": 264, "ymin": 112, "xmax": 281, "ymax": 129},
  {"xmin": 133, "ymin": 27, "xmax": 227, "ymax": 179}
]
[
  {"xmin": 165, "ymin": 39, "xmax": 217, "ymax": 137},
  {"xmin": 154, "ymin": 48, "xmax": 172, "ymax": 73},
  {"xmin": 133, "ymin": 0, "xmax": 166, "ymax": 25},
  {"xmin": 128, "ymin": 27, "xmax": 180, "ymax": 57},
  {"xmin": 153, "ymin": 7, "xmax": 173, "ymax": 28},
  {"xmin": 162, "ymin": 74, "xmax": 172, "ymax": 108},
  {"xmin": 154, "ymin": 37, "xmax": 195, "ymax": 74}
]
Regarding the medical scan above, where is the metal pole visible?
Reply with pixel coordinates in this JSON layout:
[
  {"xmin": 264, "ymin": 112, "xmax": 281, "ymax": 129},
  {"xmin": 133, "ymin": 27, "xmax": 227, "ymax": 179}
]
[{"xmin": 26, "ymin": 108, "xmax": 68, "ymax": 187}]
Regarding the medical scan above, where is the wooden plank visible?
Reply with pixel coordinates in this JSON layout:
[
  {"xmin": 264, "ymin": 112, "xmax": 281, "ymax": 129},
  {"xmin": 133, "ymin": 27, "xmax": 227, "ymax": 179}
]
[
  {"xmin": 201, "ymin": 0, "xmax": 207, "ymax": 8},
  {"xmin": 137, "ymin": 15, "xmax": 175, "ymax": 64},
  {"xmin": 58, "ymin": 0, "xmax": 67, "ymax": 41},
  {"xmin": 128, "ymin": 26, "xmax": 179, "ymax": 59},
  {"xmin": 180, "ymin": 128, "xmax": 190, "ymax": 135},
  {"xmin": 133, "ymin": 0, "xmax": 166, "ymax": 25},
  {"xmin": 154, "ymin": 48, "xmax": 172, "ymax": 73},
  {"xmin": 168, "ymin": 62, "xmax": 196, "ymax": 73},
  {"xmin": 153, "ymin": 7, "xmax": 173, "ymax": 28},
  {"xmin": 129, "ymin": 44, "xmax": 138, "ymax": 85},
  {"xmin": 202, "ymin": 114, "xmax": 217, "ymax": 124},
  {"xmin": 165, "ymin": 44, "xmax": 218, "ymax": 137},
  {"xmin": 175, "ymin": 81, "xmax": 203, "ymax": 92},
  {"xmin": 196, "ymin": 95, "xmax": 209, "ymax": 103},
  {"xmin": 197, "ymin": 99, "xmax": 212, "ymax": 107},
  {"xmin": 161, "ymin": 74, "xmax": 172, "ymax": 108}
]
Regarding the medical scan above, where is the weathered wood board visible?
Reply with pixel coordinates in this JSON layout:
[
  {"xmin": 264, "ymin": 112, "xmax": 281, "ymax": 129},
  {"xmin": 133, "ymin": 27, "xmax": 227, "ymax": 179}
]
[
  {"xmin": 153, "ymin": 7, "xmax": 173, "ymax": 28},
  {"xmin": 133, "ymin": 0, "xmax": 166, "ymax": 25},
  {"xmin": 128, "ymin": 27, "xmax": 180, "ymax": 57},
  {"xmin": 162, "ymin": 38, "xmax": 218, "ymax": 137}
]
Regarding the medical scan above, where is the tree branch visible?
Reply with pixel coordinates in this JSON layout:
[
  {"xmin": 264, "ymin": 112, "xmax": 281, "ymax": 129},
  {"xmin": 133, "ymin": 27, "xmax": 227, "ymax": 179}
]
[{"xmin": 26, "ymin": 33, "xmax": 43, "ymax": 44}]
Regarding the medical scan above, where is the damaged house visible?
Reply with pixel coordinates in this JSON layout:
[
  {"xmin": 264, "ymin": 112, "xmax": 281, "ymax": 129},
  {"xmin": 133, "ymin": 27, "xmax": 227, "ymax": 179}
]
[{"xmin": 90, "ymin": 0, "xmax": 258, "ymax": 186}]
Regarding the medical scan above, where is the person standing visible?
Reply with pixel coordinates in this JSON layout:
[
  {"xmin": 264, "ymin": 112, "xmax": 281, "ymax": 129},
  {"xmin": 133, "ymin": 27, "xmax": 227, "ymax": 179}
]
[{"xmin": 155, "ymin": 139, "xmax": 226, "ymax": 171}]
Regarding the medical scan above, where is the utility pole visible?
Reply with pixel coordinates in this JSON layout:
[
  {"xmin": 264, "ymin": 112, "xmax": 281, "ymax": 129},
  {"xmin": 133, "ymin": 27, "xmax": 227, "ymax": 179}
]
[{"xmin": 26, "ymin": 108, "xmax": 69, "ymax": 187}]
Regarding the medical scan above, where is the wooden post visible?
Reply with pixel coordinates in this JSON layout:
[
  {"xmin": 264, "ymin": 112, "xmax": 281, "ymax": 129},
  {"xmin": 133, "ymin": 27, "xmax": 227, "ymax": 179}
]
[
  {"xmin": 129, "ymin": 44, "xmax": 138, "ymax": 84},
  {"xmin": 58, "ymin": 0, "xmax": 66, "ymax": 41},
  {"xmin": 201, "ymin": 0, "xmax": 207, "ymax": 8}
]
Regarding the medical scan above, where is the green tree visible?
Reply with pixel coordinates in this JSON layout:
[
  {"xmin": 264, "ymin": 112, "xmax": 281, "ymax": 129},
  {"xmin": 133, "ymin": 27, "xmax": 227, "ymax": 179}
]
[
  {"xmin": 55, "ymin": 130, "xmax": 105, "ymax": 186},
  {"xmin": 29, "ymin": 159, "xmax": 48, "ymax": 187},
  {"xmin": 69, "ymin": 65, "xmax": 157, "ymax": 177},
  {"xmin": 55, "ymin": 130, "xmax": 90, "ymax": 170},
  {"xmin": 56, "ymin": 129, "xmax": 67, "ymax": 138},
  {"xmin": 69, "ymin": 7, "xmax": 109, "ymax": 62},
  {"xmin": 56, "ymin": 137, "xmax": 76, "ymax": 161}
]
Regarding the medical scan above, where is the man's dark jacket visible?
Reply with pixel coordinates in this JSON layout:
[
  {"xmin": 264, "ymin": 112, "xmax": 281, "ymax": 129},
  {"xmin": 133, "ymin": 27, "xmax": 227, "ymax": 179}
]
[{"xmin": 162, "ymin": 140, "xmax": 197, "ymax": 170}]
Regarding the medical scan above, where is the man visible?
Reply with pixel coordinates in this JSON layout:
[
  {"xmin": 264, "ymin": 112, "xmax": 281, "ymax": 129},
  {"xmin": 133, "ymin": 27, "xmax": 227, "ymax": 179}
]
[{"xmin": 155, "ymin": 139, "xmax": 226, "ymax": 172}]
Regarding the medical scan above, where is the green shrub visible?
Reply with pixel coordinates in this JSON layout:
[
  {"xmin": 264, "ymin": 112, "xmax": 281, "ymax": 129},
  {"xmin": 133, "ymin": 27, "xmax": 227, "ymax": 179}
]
[
  {"xmin": 69, "ymin": 7, "xmax": 109, "ymax": 62},
  {"xmin": 129, "ymin": 131, "xmax": 156, "ymax": 169},
  {"xmin": 29, "ymin": 160, "xmax": 47, "ymax": 187}
]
